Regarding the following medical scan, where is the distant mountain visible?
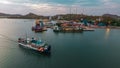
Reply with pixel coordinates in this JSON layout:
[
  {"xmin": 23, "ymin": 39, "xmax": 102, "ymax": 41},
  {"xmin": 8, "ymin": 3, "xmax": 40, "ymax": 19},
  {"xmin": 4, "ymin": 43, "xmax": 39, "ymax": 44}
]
[
  {"xmin": 22, "ymin": 13, "xmax": 42, "ymax": 18},
  {"xmin": 0, "ymin": 13, "xmax": 9, "ymax": 16},
  {"xmin": 24, "ymin": 13, "xmax": 39, "ymax": 17},
  {"xmin": 0, "ymin": 12, "xmax": 120, "ymax": 19},
  {"xmin": 103, "ymin": 14, "xmax": 120, "ymax": 19},
  {"xmin": 22, "ymin": 13, "xmax": 46, "ymax": 19},
  {"xmin": 0, "ymin": 12, "xmax": 44, "ymax": 19},
  {"xmin": 0, "ymin": 12, "xmax": 22, "ymax": 17}
]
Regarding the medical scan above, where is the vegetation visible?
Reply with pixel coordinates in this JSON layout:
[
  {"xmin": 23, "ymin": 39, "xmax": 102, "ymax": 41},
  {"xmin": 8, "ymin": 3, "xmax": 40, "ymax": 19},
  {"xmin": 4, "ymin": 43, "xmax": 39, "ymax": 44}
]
[
  {"xmin": 0, "ymin": 12, "xmax": 120, "ymax": 26},
  {"xmin": 53, "ymin": 14, "xmax": 120, "ymax": 26}
]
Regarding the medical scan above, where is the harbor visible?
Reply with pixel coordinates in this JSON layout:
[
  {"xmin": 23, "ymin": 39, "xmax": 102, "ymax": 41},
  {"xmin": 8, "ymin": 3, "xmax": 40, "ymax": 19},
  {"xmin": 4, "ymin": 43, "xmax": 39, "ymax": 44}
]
[
  {"xmin": 0, "ymin": 19, "xmax": 120, "ymax": 68},
  {"xmin": 0, "ymin": 0, "xmax": 120, "ymax": 68}
]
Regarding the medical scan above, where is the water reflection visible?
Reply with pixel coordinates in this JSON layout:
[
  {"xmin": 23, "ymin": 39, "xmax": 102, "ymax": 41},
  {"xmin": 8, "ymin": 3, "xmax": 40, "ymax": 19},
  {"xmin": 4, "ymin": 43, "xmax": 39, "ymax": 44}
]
[
  {"xmin": 18, "ymin": 45, "xmax": 51, "ymax": 58},
  {"xmin": 105, "ymin": 28, "xmax": 110, "ymax": 39}
]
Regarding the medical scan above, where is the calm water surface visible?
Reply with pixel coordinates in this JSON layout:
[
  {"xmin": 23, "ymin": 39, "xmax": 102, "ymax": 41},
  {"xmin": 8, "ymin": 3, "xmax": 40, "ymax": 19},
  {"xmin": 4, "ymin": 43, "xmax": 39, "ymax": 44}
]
[{"xmin": 0, "ymin": 19, "xmax": 120, "ymax": 68}]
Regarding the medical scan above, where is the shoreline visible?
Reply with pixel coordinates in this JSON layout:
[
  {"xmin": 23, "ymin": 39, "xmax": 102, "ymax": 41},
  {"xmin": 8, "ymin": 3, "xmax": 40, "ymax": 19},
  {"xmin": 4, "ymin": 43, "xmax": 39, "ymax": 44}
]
[{"xmin": 91, "ymin": 26, "xmax": 120, "ymax": 29}]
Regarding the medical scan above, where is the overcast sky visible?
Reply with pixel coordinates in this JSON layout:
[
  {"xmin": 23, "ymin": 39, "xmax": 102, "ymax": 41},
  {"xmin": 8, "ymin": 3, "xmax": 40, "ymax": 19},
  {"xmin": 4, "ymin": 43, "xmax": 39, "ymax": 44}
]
[{"xmin": 0, "ymin": 0, "xmax": 120, "ymax": 16}]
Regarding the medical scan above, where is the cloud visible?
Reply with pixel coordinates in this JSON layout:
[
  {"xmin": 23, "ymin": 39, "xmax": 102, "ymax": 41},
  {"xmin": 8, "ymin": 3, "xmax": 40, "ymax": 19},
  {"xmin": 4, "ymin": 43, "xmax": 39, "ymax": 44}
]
[
  {"xmin": 0, "ymin": 0, "xmax": 120, "ymax": 16},
  {"xmin": 101, "ymin": 0, "xmax": 120, "ymax": 8},
  {"xmin": 0, "ymin": 0, "xmax": 13, "ymax": 4}
]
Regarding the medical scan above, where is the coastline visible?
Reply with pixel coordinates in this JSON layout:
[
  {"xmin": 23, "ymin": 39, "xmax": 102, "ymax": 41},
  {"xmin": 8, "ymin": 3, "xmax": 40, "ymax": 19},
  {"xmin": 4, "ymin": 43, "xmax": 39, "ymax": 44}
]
[{"xmin": 91, "ymin": 26, "xmax": 120, "ymax": 29}]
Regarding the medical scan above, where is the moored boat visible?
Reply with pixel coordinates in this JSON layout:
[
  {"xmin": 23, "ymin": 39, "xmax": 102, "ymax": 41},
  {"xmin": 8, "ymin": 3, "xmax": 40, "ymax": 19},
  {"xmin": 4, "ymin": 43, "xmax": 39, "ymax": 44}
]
[
  {"xmin": 53, "ymin": 25, "xmax": 60, "ymax": 32},
  {"xmin": 32, "ymin": 19, "xmax": 47, "ymax": 32},
  {"xmin": 53, "ymin": 25, "xmax": 83, "ymax": 32}
]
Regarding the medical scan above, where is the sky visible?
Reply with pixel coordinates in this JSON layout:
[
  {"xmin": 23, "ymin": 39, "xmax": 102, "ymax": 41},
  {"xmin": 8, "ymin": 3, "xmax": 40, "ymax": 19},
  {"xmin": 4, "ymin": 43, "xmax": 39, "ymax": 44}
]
[{"xmin": 0, "ymin": 0, "xmax": 120, "ymax": 16}]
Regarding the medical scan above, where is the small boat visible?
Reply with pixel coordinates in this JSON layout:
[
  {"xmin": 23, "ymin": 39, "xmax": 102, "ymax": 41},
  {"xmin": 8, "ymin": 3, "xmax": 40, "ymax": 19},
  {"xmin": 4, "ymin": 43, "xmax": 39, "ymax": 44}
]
[
  {"xmin": 53, "ymin": 25, "xmax": 60, "ymax": 32},
  {"xmin": 18, "ymin": 37, "xmax": 51, "ymax": 54}
]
